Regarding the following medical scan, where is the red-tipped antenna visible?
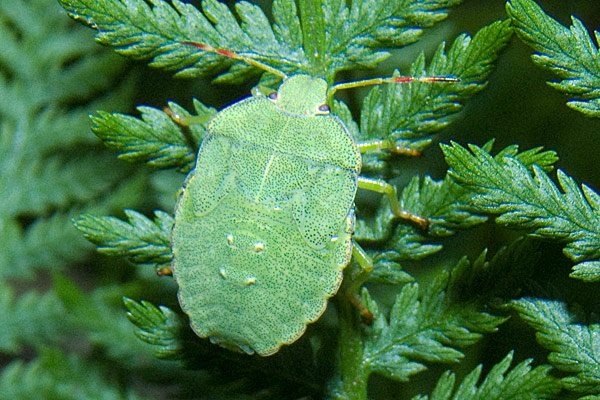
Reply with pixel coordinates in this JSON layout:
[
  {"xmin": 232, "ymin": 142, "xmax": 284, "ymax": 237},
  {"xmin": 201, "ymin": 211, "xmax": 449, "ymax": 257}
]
[
  {"xmin": 181, "ymin": 41, "xmax": 287, "ymax": 79},
  {"xmin": 330, "ymin": 74, "xmax": 460, "ymax": 95}
]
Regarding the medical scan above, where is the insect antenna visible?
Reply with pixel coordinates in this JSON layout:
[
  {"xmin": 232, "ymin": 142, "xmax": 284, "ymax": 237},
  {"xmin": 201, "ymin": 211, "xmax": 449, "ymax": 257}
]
[
  {"xmin": 329, "ymin": 74, "xmax": 459, "ymax": 97},
  {"xmin": 181, "ymin": 41, "xmax": 287, "ymax": 79}
]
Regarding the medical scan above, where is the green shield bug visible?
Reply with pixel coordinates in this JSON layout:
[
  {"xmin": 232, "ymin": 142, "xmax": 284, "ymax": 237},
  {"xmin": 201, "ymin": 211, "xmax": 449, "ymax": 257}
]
[{"xmin": 171, "ymin": 42, "xmax": 458, "ymax": 356}]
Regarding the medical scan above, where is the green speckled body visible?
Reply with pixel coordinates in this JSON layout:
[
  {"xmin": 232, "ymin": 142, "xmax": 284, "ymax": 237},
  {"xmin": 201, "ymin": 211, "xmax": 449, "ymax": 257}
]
[{"xmin": 172, "ymin": 74, "xmax": 361, "ymax": 356}]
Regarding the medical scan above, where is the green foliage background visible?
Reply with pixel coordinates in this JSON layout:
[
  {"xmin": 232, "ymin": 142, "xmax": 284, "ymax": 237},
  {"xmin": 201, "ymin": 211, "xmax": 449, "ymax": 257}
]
[{"xmin": 1, "ymin": 0, "xmax": 600, "ymax": 399}]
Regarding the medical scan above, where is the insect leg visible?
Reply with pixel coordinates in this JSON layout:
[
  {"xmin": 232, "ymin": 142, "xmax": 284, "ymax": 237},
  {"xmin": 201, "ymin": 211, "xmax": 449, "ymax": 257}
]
[
  {"xmin": 327, "ymin": 73, "xmax": 459, "ymax": 104},
  {"xmin": 330, "ymin": 74, "xmax": 459, "ymax": 97},
  {"xmin": 180, "ymin": 41, "xmax": 287, "ymax": 79},
  {"xmin": 357, "ymin": 176, "xmax": 429, "ymax": 230},
  {"xmin": 156, "ymin": 266, "xmax": 173, "ymax": 276},
  {"xmin": 345, "ymin": 242, "xmax": 375, "ymax": 325},
  {"xmin": 358, "ymin": 139, "xmax": 422, "ymax": 157},
  {"xmin": 163, "ymin": 106, "xmax": 213, "ymax": 152},
  {"xmin": 164, "ymin": 106, "xmax": 212, "ymax": 127}
]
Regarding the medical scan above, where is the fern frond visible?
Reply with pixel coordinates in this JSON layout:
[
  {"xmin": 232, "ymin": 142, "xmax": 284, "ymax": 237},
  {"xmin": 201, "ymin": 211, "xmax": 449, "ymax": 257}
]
[
  {"xmin": 321, "ymin": 0, "xmax": 462, "ymax": 73},
  {"xmin": 15, "ymin": 153, "xmax": 133, "ymax": 215},
  {"xmin": 0, "ymin": 1, "xmax": 128, "ymax": 114},
  {"xmin": 0, "ymin": 0, "xmax": 133, "ymax": 216},
  {"xmin": 75, "ymin": 210, "xmax": 173, "ymax": 270},
  {"xmin": 354, "ymin": 142, "xmax": 557, "ymax": 268},
  {"xmin": 412, "ymin": 351, "xmax": 560, "ymax": 400},
  {"xmin": 57, "ymin": 0, "xmax": 466, "ymax": 81},
  {"xmin": 0, "ymin": 0, "xmax": 141, "ymax": 279},
  {"xmin": 358, "ymin": 19, "xmax": 513, "ymax": 164},
  {"xmin": 53, "ymin": 276, "xmax": 160, "ymax": 366},
  {"xmin": 57, "ymin": 0, "xmax": 308, "ymax": 81},
  {"xmin": 354, "ymin": 205, "xmax": 443, "ymax": 262},
  {"xmin": 359, "ymin": 240, "xmax": 544, "ymax": 383},
  {"xmin": 0, "ymin": 170, "xmax": 149, "ymax": 279},
  {"xmin": 448, "ymin": 237, "xmax": 541, "ymax": 302},
  {"xmin": 0, "ymin": 212, "xmax": 94, "ymax": 279},
  {"xmin": 362, "ymin": 254, "xmax": 507, "ymax": 382},
  {"xmin": 18, "ymin": 212, "xmax": 93, "ymax": 272},
  {"xmin": 0, "ymin": 348, "xmax": 148, "ymax": 400},
  {"xmin": 0, "ymin": 283, "xmax": 66, "ymax": 354},
  {"xmin": 512, "ymin": 297, "xmax": 600, "ymax": 395},
  {"xmin": 123, "ymin": 298, "xmax": 183, "ymax": 360},
  {"xmin": 426, "ymin": 142, "xmax": 558, "ymax": 236},
  {"xmin": 91, "ymin": 100, "xmax": 216, "ymax": 172},
  {"xmin": 366, "ymin": 259, "xmax": 415, "ymax": 285},
  {"xmin": 507, "ymin": 0, "xmax": 600, "ymax": 117},
  {"xmin": 442, "ymin": 141, "xmax": 600, "ymax": 281}
]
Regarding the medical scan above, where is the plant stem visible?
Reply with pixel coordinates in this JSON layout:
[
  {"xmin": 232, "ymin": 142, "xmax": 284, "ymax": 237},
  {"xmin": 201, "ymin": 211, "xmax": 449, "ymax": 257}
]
[
  {"xmin": 298, "ymin": 0, "xmax": 326, "ymax": 75},
  {"xmin": 332, "ymin": 295, "xmax": 369, "ymax": 400}
]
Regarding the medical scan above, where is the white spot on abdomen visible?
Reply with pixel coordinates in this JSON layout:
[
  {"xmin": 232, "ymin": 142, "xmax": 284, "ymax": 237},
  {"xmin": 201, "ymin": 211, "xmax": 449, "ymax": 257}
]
[{"xmin": 254, "ymin": 242, "xmax": 265, "ymax": 253}]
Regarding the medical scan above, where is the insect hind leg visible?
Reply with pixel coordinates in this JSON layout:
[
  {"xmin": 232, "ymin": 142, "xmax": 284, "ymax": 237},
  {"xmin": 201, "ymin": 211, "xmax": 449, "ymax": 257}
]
[{"xmin": 345, "ymin": 242, "xmax": 375, "ymax": 325}]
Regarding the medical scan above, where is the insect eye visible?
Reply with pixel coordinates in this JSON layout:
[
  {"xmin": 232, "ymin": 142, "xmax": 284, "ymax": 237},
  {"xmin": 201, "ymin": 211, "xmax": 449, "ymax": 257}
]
[
  {"xmin": 317, "ymin": 104, "xmax": 330, "ymax": 114},
  {"xmin": 268, "ymin": 92, "xmax": 278, "ymax": 101}
]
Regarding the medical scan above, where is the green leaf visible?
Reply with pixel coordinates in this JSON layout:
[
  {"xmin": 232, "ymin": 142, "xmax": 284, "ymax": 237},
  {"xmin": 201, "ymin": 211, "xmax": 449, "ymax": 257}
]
[
  {"xmin": 57, "ymin": 0, "xmax": 308, "ymax": 81},
  {"xmin": 442, "ymin": 141, "xmax": 600, "ymax": 281},
  {"xmin": 53, "ymin": 275, "xmax": 161, "ymax": 367},
  {"xmin": 354, "ymin": 142, "xmax": 557, "ymax": 270},
  {"xmin": 358, "ymin": 19, "xmax": 513, "ymax": 169},
  {"xmin": 298, "ymin": 0, "xmax": 326, "ymax": 74},
  {"xmin": 359, "ymin": 241, "xmax": 537, "ymax": 385},
  {"xmin": 57, "ymin": 0, "xmax": 466, "ymax": 81},
  {"xmin": 366, "ymin": 259, "xmax": 415, "ymax": 285},
  {"xmin": 512, "ymin": 297, "xmax": 600, "ymax": 394},
  {"xmin": 123, "ymin": 298, "xmax": 183, "ymax": 359},
  {"xmin": 10, "ymin": 152, "xmax": 131, "ymax": 215},
  {"xmin": 448, "ymin": 238, "xmax": 541, "ymax": 305},
  {"xmin": 412, "ymin": 351, "xmax": 560, "ymax": 400},
  {"xmin": 0, "ymin": 0, "xmax": 142, "ymax": 279},
  {"xmin": 507, "ymin": 0, "xmax": 600, "ymax": 117},
  {"xmin": 425, "ymin": 142, "xmax": 558, "ymax": 236},
  {"xmin": 75, "ymin": 209, "xmax": 173, "ymax": 270},
  {"xmin": 0, "ymin": 214, "xmax": 84, "ymax": 279},
  {"xmin": 0, "ymin": 348, "xmax": 149, "ymax": 400},
  {"xmin": 91, "ymin": 100, "xmax": 216, "ymax": 172},
  {"xmin": 321, "ymin": 0, "xmax": 462, "ymax": 74},
  {"xmin": 0, "ymin": 283, "xmax": 66, "ymax": 354},
  {"xmin": 402, "ymin": 174, "xmax": 487, "ymax": 237},
  {"xmin": 362, "ymin": 254, "xmax": 507, "ymax": 382},
  {"xmin": 11, "ymin": 174, "xmax": 151, "ymax": 275}
]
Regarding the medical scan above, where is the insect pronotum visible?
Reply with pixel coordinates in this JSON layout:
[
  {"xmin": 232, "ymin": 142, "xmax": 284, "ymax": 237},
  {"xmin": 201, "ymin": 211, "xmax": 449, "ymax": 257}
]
[{"xmin": 170, "ymin": 41, "xmax": 458, "ymax": 356}]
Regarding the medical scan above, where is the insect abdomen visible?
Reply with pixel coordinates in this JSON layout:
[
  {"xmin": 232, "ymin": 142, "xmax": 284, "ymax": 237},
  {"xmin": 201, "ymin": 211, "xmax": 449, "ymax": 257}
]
[{"xmin": 173, "ymin": 181, "xmax": 352, "ymax": 355}]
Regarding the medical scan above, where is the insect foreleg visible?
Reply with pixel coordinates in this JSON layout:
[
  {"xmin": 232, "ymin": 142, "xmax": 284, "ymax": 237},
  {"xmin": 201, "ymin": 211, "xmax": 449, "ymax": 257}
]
[
  {"xmin": 162, "ymin": 106, "xmax": 208, "ymax": 153},
  {"xmin": 164, "ymin": 106, "xmax": 212, "ymax": 128},
  {"xmin": 357, "ymin": 176, "xmax": 429, "ymax": 230}
]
